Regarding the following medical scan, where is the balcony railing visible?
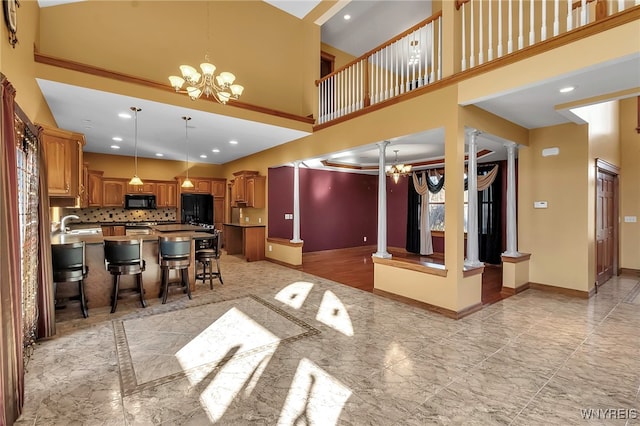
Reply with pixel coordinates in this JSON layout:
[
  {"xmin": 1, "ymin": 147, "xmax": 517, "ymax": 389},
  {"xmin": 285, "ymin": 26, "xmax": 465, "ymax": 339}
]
[
  {"xmin": 317, "ymin": 12, "xmax": 443, "ymax": 125},
  {"xmin": 317, "ymin": 0, "xmax": 638, "ymax": 125}
]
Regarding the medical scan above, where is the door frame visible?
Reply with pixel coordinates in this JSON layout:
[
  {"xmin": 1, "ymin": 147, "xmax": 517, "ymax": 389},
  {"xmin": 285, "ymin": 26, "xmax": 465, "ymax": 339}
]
[{"xmin": 595, "ymin": 158, "xmax": 620, "ymax": 286}]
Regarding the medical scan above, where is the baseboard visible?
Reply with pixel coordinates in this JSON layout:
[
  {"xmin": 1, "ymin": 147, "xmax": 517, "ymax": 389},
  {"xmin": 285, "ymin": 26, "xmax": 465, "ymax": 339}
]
[
  {"xmin": 500, "ymin": 282, "xmax": 530, "ymax": 297},
  {"xmin": 265, "ymin": 257, "xmax": 302, "ymax": 270},
  {"xmin": 620, "ymin": 268, "xmax": 640, "ymax": 277},
  {"xmin": 529, "ymin": 282, "xmax": 591, "ymax": 298},
  {"xmin": 373, "ymin": 288, "xmax": 482, "ymax": 320}
]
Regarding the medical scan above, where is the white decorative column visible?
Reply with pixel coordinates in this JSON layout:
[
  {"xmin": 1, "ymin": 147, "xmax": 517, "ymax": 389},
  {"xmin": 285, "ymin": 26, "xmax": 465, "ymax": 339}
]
[
  {"xmin": 290, "ymin": 161, "xmax": 303, "ymax": 243},
  {"xmin": 465, "ymin": 130, "xmax": 483, "ymax": 267},
  {"xmin": 374, "ymin": 141, "xmax": 391, "ymax": 258},
  {"xmin": 503, "ymin": 143, "xmax": 520, "ymax": 257}
]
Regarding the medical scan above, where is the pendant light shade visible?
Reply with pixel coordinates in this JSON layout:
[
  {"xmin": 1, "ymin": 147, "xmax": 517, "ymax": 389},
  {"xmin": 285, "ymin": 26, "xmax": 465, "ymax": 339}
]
[
  {"xmin": 129, "ymin": 107, "xmax": 143, "ymax": 186},
  {"xmin": 181, "ymin": 116, "xmax": 194, "ymax": 188}
]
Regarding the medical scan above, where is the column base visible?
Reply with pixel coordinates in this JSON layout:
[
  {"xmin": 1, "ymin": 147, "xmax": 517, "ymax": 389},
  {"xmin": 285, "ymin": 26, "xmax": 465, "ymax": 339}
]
[
  {"xmin": 464, "ymin": 259, "xmax": 484, "ymax": 268},
  {"xmin": 290, "ymin": 239, "xmax": 303, "ymax": 244},
  {"xmin": 373, "ymin": 251, "xmax": 392, "ymax": 259}
]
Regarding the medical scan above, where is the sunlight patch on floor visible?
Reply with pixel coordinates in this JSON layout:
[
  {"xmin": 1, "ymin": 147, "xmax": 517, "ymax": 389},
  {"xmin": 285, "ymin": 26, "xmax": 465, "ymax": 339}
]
[
  {"xmin": 275, "ymin": 281, "xmax": 314, "ymax": 309},
  {"xmin": 316, "ymin": 290, "xmax": 354, "ymax": 337}
]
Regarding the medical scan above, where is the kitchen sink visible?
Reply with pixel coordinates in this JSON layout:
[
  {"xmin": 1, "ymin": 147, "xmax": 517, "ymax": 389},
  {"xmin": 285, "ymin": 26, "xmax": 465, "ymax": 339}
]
[{"xmin": 68, "ymin": 228, "xmax": 102, "ymax": 235}]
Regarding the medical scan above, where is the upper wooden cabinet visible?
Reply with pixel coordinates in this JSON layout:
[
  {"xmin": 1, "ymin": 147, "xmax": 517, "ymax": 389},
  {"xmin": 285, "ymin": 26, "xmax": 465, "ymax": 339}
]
[
  {"xmin": 178, "ymin": 177, "xmax": 212, "ymax": 193},
  {"xmin": 87, "ymin": 170, "xmax": 104, "ymax": 207},
  {"xmin": 102, "ymin": 179, "xmax": 127, "ymax": 207},
  {"xmin": 231, "ymin": 171, "xmax": 265, "ymax": 208},
  {"xmin": 156, "ymin": 181, "xmax": 178, "ymax": 208},
  {"xmin": 127, "ymin": 182, "xmax": 156, "ymax": 194},
  {"xmin": 211, "ymin": 179, "xmax": 226, "ymax": 197},
  {"xmin": 41, "ymin": 125, "xmax": 86, "ymax": 198}
]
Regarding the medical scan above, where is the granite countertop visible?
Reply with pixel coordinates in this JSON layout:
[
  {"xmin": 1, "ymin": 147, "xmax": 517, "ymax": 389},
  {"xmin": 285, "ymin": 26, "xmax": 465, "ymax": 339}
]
[
  {"xmin": 51, "ymin": 230, "xmax": 215, "ymax": 245},
  {"xmin": 223, "ymin": 223, "xmax": 266, "ymax": 228},
  {"xmin": 152, "ymin": 224, "xmax": 204, "ymax": 232}
]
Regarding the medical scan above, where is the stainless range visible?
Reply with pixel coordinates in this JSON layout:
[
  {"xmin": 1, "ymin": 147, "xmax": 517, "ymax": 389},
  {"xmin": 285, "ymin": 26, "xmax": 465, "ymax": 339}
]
[{"xmin": 124, "ymin": 221, "xmax": 157, "ymax": 236}]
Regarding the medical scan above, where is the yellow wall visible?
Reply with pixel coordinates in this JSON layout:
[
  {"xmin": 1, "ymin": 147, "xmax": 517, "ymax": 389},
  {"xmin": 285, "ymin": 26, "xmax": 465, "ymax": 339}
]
[
  {"xmin": 83, "ymin": 152, "xmax": 225, "ymax": 181},
  {"xmin": 620, "ymin": 97, "xmax": 640, "ymax": 269},
  {"xmin": 519, "ymin": 123, "xmax": 590, "ymax": 291},
  {"xmin": 321, "ymin": 43, "xmax": 357, "ymax": 71},
  {"xmin": 1, "ymin": 0, "xmax": 55, "ymax": 126},
  {"xmin": 38, "ymin": 1, "xmax": 319, "ymax": 117}
]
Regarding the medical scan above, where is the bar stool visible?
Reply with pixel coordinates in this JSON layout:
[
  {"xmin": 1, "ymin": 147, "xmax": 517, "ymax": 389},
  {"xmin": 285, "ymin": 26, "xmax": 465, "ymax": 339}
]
[
  {"xmin": 104, "ymin": 239, "xmax": 146, "ymax": 313},
  {"xmin": 158, "ymin": 235, "xmax": 192, "ymax": 304},
  {"xmin": 195, "ymin": 230, "xmax": 223, "ymax": 289},
  {"xmin": 51, "ymin": 242, "xmax": 89, "ymax": 318}
]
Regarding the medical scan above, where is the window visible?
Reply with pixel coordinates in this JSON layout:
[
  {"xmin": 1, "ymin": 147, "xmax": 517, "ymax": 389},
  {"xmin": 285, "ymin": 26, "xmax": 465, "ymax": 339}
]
[{"xmin": 427, "ymin": 175, "xmax": 468, "ymax": 232}]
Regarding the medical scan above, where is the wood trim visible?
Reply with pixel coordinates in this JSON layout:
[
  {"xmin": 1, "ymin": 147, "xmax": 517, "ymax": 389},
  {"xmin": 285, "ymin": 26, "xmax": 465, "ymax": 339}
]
[
  {"xmin": 620, "ymin": 268, "xmax": 640, "ymax": 276},
  {"xmin": 266, "ymin": 257, "xmax": 303, "ymax": 270},
  {"xmin": 372, "ymin": 255, "xmax": 448, "ymax": 277},
  {"xmin": 501, "ymin": 253, "xmax": 532, "ymax": 263},
  {"xmin": 314, "ymin": 7, "xmax": 640, "ymax": 131},
  {"xmin": 529, "ymin": 282, "xmax": 592, "ymax": 298},
  {"xmin": 373, "ymin": 288, "xmax": 482, "ymax": 319},
  {"xmin": 266, "ymin": 237, "xmax": 304, "ymax": 248},
  {"xmin": 595, "ymin": 158, "xmax": 620, "ymax": 175},
  {"xmin": 33, "ymin": 51, "xmax": 315, "ymax": 125},
  {"xmin": 463, "ymin": 265, "xmax": 484, "ymax": 277},
  {"xmin": 636, "ymin": 97, "xmax": 640, "ymax": 134},
  {"xmin": 500, "ymin": 282, "xmax": 530, "ymax": 297}
]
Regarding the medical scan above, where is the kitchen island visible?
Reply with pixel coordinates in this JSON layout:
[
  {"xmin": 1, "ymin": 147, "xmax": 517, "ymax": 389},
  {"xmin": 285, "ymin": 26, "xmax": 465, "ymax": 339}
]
[{"xmin": 51, "ymin": 229, "xmax": 215, "ymax": 312}]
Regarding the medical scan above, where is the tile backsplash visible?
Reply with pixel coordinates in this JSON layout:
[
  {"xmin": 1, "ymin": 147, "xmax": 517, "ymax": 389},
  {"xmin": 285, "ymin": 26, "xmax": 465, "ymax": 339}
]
[{"xmin": 60, "ymin": 207, "xmax": 177, "ymax": 224}]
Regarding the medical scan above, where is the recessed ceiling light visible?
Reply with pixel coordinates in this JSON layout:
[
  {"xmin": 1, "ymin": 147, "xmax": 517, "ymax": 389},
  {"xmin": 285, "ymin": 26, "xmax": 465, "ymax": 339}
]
[
  {"xmin": 344, "ymin": 14, "xmax": 351, "ymax": 20},
  {"xmin": 229, "ymin": 140, "xmax": 238, "ymax": 145},
  {"xmin": 212, "ymin": 148, "xmax": 220, "ymax": 153},
  {"xmin": 82, "ymin": 119, "xmax": 92, "ymax": 123},
  {"xmin": 110, "ymin": 145, "xmax": 120, "ymax": 150},
  {"xmin": 112, "ymin": 136, "xmax": 123, "ymax": 141},
  {"xmin": 559, "ymin": 86, "xmax": 575, "ymax": 93},
  {"xmin": 155, "ymin": 153, "xmax": 163, "ymax": 157},
  {"xmin": 199, "ymin": 154, "xmax": 207, "ymax": 159},
  {"xmin": 118, "ymin": 112, "xmax": 131, "ymax": 119}
]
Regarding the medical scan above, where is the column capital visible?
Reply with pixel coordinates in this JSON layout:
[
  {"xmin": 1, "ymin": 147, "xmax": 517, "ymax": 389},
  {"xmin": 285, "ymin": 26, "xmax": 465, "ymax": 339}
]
[
  {"xmin": 466, "ymin": 128, "xmax": 482, "ymax": 139},
  {"xmin": 292, "ymin": 160, "xmax": 302, "ymax": 168},
  {"xmin": 504, "ymin": 142, "xmax": 518, "ymax": 151},
  {"xmin": 376, "ymin": 140, "xmax": 390, "ymax": 151}
]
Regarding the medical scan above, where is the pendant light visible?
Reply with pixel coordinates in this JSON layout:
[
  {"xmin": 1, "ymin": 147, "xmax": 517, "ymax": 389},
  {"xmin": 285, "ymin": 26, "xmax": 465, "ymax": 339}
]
[
  {"xmin": 181, "ymin": 116, "xmax": 194, "ymax": 188},
  {"xmin": 129, "ymin": 107, "xmax": 143, "ymax": 186}
]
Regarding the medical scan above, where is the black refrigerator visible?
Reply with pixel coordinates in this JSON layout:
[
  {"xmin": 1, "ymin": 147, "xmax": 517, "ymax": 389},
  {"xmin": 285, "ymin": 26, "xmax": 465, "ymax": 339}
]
[{"xmin": 180, "ymin": 193, "xmax": 214, "ymax": 225}]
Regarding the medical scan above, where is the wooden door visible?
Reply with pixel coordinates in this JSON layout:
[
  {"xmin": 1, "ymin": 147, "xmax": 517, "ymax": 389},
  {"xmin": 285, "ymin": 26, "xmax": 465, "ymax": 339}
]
[{"xmin": 596, "ymin": 165, "xmax": 617, "ymax": 286}]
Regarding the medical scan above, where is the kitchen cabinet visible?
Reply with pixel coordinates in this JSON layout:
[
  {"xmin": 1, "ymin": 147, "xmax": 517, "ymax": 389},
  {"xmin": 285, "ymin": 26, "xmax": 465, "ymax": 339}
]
[
  {"xmin": 214, "ymin": 197, "xmax": 224, "ymax": 230},
  {"xmin": 156, "ymin": 181, "xmax": 178, "ymax": 207},
  {"xmin": 102, "ymin": 179, "xmax": 127, "ymax": 207},
  {"xmin": 127, "ymin": 182, "xmax": 156, "ymax": 194},
  {"xmin": 101, "ymin": 225, "xmax": 125, "ymax": 236},
  {"xmin": 223, "ymin": 224, "xmax": 265, "ymax": 262},
  {"xmin": 179, "ymin": 177, "xmax": 211, "ymax": 193},
  {"xmin": 80, "ymin": 163, "xmax": 89, "ymax": 208},
  {"xmin": 231, "ymin": 171, "xmax": 265, "ymax": 208},
  {"xmin": 211, "ymin": 179, "xmax": 226, "ymax": 197},
  {"xmin": 87, "ymin": 170, "xmax": 104, "ymax": 207},
  {"xmin": 41, "ymin": 125, "xmax": 86, "ymax": 198}
]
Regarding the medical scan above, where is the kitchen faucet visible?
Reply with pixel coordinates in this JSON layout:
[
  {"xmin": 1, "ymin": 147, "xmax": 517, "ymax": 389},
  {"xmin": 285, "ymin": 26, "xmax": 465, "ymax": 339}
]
[{"xmin": 60, "ymin": 215, "xmax": 80, "ymax": 233}]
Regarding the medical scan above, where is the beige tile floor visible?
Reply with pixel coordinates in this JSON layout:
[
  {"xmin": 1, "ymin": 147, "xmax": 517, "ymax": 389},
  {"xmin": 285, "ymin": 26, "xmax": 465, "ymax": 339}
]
[{"xmin": 15, "ymin": 254, "xmax": 640, "ymax": 425}]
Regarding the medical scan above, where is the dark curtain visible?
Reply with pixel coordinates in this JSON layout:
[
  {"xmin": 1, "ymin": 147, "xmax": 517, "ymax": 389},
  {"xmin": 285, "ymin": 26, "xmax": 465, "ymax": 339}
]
[
  {"xmin": 405, "ymin": 173, "xmax": 420, "ymax": 253},
  {"xmin": 478, "ymin": 164, "xmax": 502, "ymax": 264},
  {"xmin": 1, "ymin": 75, "xmax": 24, "ymax": 425}
]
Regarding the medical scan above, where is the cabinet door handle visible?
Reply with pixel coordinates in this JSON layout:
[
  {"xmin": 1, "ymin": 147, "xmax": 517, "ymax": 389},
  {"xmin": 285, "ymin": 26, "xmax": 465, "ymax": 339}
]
[{"xmin": 65, "ymin": 183, "xmax": 70, "ymax": 191}]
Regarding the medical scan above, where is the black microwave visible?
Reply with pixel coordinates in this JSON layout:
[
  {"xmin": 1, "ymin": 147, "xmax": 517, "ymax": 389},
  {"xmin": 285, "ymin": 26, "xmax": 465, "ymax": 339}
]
[{"xmin": 125, "ymin": 194, "xmax": 156, "ymax": 209}]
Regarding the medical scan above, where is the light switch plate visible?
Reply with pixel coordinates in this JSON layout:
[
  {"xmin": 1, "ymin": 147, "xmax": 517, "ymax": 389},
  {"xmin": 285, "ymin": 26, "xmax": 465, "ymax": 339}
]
[
  {"xmin": 624, "ymin": 216, "xmax": 637, "ymax": 223},
  {"xmin": 534, "ymin": 201, "xmax": 548, "ymax": 209}
]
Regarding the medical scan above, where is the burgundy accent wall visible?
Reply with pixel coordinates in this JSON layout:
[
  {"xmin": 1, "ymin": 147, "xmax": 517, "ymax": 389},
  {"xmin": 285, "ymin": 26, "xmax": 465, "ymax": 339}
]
[{"xmin": 268, "ymin": 167, "xmax": 408, "ymax": 253}]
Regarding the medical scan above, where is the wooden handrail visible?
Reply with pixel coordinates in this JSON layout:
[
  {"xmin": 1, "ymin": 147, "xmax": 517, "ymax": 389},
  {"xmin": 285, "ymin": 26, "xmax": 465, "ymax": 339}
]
[
  {"xmin": 458, "ymin": 0, "xmax": 598, "ymax": 11},
  {"xmin": 316, "ymin": 11, "xmax": 443, "ymax": 86}
]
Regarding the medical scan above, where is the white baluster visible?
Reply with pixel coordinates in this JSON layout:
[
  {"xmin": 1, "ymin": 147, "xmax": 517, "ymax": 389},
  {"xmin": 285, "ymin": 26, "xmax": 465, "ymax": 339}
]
[
  {"xmin": 470, "ymin": 0, "xmax": 475, "ymax": 68},
  {"xmin": 518, "ymin": 0, "xmax": 524, "ymax": 49},
  {"xmin": 581, "ymin": 0, "xmax": 587, "ymax": 26},
  {"xmin": 438, "ymin": 17, "xmax": 442, "ymax": 81},
  {"xmin": 430, "ymin": 21, "xmax": 435, "ymax": 83},
  {"xmin": 488, "ymin": 0, "xmax": 493, "ymax": 61},
  {"xmin": 498, "ymin": 0, "xmax": 503, "ymax": 57},
  {"xmin": 419, "ymin": 28, "xmax": 423, "ymax": 86},
  {"xmin": 462, "ymin": 2, "xmax": 467, "ymax": 70},
  {"xmin": 617, "ymin": 0, "xmax": 624, "ymax": 12},
  {"xmin": 529, "ymin": 0, "xmax": 535, "ymax": 45},
  {"xmin": 567, "ymin": 0, "xmax": 573, "ymax": 31},
  {"xmin": 508, "ymin": 0, "xmax": 513, "ymax": 54},
  {"xmin": 478, "ymin": 0, "xmax": 484, "ymax": 65},
  {"xmin": 541, "ymin": 0, "xmax": 547, "ymax": 41},
  {"xmin": 554, "ymin": 0, "xmax": 560, "ymax": 36}
]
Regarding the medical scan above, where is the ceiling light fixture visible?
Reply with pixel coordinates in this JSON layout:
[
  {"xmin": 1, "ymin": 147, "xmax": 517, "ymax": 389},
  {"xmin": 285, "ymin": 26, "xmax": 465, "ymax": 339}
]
[
  {"xmin": 168, "ymin": 3, "xmax": 244, "ymax": 104},
  {"xmin": 387, "ymin": 149, "xmax": 412, "ymax": 184},
  {"xmin": 112, "ymin": 136, "xmax": 122, "ymax": 141},
  {"xmin": 128, "ymin": 107, "xmax": 143, "ymax": 186},
  {"xmin": 212, "ymin": 148, "xmax": 220, "ymax": 153},
  {"xmin": 181, "ymin": 116, "xmax": 194, "ymax": 189},
  {"xmin": 559, "ymin": 86, "xmax": 575, "ymax": 93},
  {"xmin": 110, "ymin": 145, "xmax": 120, "ymax": 150},
  {"xmin": 229, "ymin": 140, "xmax": 238, "ymax": 145},
  {"xmin": 344, "ymin": 14, "xmax": 351, "ymax": 20}
]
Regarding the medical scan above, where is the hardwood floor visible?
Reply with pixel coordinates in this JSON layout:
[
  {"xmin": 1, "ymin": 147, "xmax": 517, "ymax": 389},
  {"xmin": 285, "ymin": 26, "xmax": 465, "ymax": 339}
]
[{"xmin": 299, "ymin": 245, "xmax": 504, "ymax": 305}]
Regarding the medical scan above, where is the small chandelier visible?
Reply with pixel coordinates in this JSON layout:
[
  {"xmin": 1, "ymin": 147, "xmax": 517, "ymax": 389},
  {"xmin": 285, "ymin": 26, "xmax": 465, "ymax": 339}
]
[
  {"xmin": 129, "ymin": 107, "xmax": 143, "ymax": 186},
  {"xmin": 181, "ymin": 116, "xmax": 194, "ymax": 189},
  {"xmin": 387, "ymin": 150, "xmax": 412, "ymax": 184},
  {"xmin": 169, "ymin": 55, "xmax": 244, "ymax": 104}
]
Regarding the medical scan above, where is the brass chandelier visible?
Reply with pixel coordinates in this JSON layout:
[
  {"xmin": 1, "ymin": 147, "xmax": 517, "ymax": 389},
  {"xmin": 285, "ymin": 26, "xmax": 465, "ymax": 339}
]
[
  {"xmin": 387, "ymin": 150, "xmax": 412, "ymax": 183},
  {"xmin": 169, "ymin": 55, "xmax": 244, "ymax": 104}
]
